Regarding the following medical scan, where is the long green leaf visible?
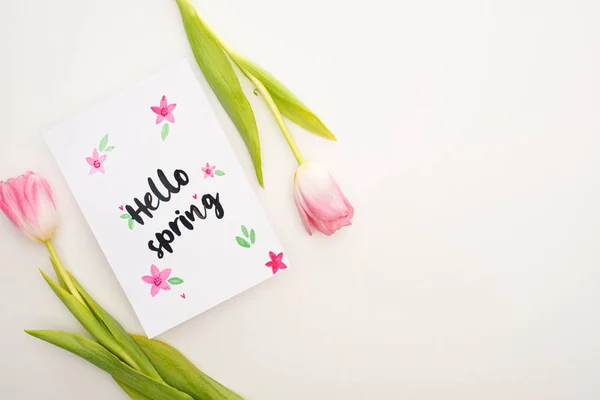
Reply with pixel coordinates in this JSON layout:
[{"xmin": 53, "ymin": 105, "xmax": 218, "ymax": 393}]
[
  {"xmin": 48, "ymin": 256, "xmax": 67, "ymax": 290},
  {"xmin": 232, "ymin": 56, "xmax": 336, "ymax": 140},
  {"xmin": 175, "ymin": 0, "xmax": 263, "ymax": 187},
  {"xmin": 115, "ymin": 379, "xmax": 155, "ymax": 400},
  {"xmin": 39, "ymin": 269, "xmax": 135, "ymax": 368},
  {"xmin": 132, "ymin": 335, "xmax": 244, "ymax": 400},
  {"xmin": 66, "ymin": 271, "xmax": 163, "ymax": 382},
  {"xmin": 25, "ymin": 331, "xmax": 193, "ymax": 400}
]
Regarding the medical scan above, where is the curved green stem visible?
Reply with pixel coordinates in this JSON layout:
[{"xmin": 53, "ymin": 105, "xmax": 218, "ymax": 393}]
[
  {"xmin": 44, "ymin": 239, "xmax": 86, "ymax": 305},
  {"xmin": 241, "ymin": 68, "xmax": 306, "ymax": 165}
]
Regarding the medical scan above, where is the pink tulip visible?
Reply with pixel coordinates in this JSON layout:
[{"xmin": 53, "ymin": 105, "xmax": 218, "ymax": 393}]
[
  {"xmin": 0, "ymin": 171, "xmax": 58, "ymax": 242},
  {"xmin": 293, "ymin": 163, "xmax": 354, "ymax": 236}
]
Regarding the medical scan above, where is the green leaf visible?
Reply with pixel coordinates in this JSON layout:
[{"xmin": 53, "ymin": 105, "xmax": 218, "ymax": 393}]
[
  {"xmin": 132, "ymin": 335, "xmax": 244, "ymax": 400},
  {"xmin": 175, "ymin": 0, "xmax": 263, "ymax": 187},
  {"xmin": 48, "ymin": 256, "xmax": 68, "ymax": 291},
  {"xmin": 99, "ymin": 134, "xmax": 109, "ymax": 151},
  {"xmin": 214, "ymin": 170, "xmax": 225, "ymax": 176},
  {"xmin": 25, "ymin": 331, "xmax": 193, "ymax": 400},
  {"xmin": 120, "ymin": 214, "xmax": 131, "ymax": 219},
  {"xmin": 39, "ymin": 269, "xmax": 133, "ymax": 369},
  {"xmin": 232, "ymin": 56, "xmax": 336, "ymax": 141},
  {"xmin": 167, "ymin": 277, "xmax": 184, "ymax": 285},
  {"xmin": 235, "ymin": 236, "xmax": 250, "ymax": 248},
  {"xmin": 115, "ymin": 380, "xmax": 155, "ymax": 400},
  {"xmin": 161, "ymin": 124, "xmax": 170, "ymax": 141},
  {"xmin": 128, "ymin": 219, "xmax": 134, "ymax": 230},
  {"xmin": 241, "ymin": 225, "xmax": 249, "ymax": 238},
  {"xmin": 250, "ymin": 229, "xmax": 255, "ymax": 245},
  {"xmin": 105, "ymin": 146, "xmax": 115, "ymax": 152},
  {"xmin": 66, "ymin": 271, "xmax": 163, "ymax": 382}
]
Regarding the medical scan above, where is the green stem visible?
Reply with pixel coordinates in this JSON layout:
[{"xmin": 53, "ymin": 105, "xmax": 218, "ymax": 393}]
[
  {"xmin": 241, "ymin": 68, "xmax": 306, "ymax": 165},
  {"xmin": 44, "ymin": 239, "xmax": 86, "ymax": 305}
]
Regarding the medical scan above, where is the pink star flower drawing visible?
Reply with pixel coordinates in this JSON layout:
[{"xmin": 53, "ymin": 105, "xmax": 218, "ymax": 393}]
[
  {"xmin": 265, "ymin": 251, "xmax": 287, "ymax": 274},
  {"xmin": 202, "ymin": 163, "xmax": 216, "ymax": 178},
  {"xmin": 85, "ymin": 148, "xmax": 106, "ymax": 175},
  {"xmin": 141, "ymin": 264, "xmax": 172, "ymax": 297},
  {"xmin": 151, "ymin": 95, "xmax": 176, "ymax": 124}
]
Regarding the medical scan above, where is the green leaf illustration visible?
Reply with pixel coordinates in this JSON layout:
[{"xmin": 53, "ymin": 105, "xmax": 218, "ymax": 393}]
[
  {"xmin": 99, "ymin": 134, "xmax": 109, "ymax": 151},
  {"xmin": 105, "ymin": 146, "xmax": 115, "ymax": 152},
  {"xmin": 236, "ymin": 236, "xmax": 250, "ymax": 248},
  {"xmin": 161, "ymin": 124, "xmax": 170, "ymax": 141},
  {"xmin": 241, "ymin": 225, "xmax": 249, "ymax": 238},
  {"xmin": 214, "ymin": 170, "xmax": 225, "ymax": 176},
  {"xmin": 120, "ymin": 214, "xmax": 130, "ymax": 219},
  {"xmin": 167, "ymin": 277, "xmax": 184, "ymax": 285},
  {"xmin": 250, "ymin": 229, "xmax": 255, "ymax": 244},
  {"xmin": 128, "ymin": 219, "xmax": 134, "ymax": 230},
  {"xmin": 175, "ymin": 0, "xmax": 263, "ymax": 187}
]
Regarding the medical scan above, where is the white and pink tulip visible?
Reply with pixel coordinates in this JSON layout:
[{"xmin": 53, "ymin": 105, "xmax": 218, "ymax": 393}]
[
  {"xmin": 0, "ymin": 171, "xmax": 58, "ymax": 242},
  {"xmin": 293, "ymin": 162, "xmax": 354, "ymax": 236}
]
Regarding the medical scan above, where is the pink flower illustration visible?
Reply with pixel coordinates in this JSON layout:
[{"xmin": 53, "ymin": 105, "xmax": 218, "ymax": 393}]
[
  {"xmin": 265, "ymin": 251, "xmax": 287, "ymax": 274},
  {"xmin": 202, "ymin": 163, "xmax": 216, "ymax": 178},
  {"xmin": 141, "ymin": 264, "xmax": 172, "ymax": 297},
  {"xmin": 151, "ymin": 95, "xmax": 176, "ymax": 124},
  {"xmin": 86, "ymin": 148, "xmax": 107, "ymax": 175}
]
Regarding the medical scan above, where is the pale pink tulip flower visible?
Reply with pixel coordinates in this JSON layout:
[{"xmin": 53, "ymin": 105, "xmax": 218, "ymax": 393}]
[
  {"xmin": 293, "ymin": 162, "xmax": 354, "ymax": 236},
  {"xmin": 0, "ymin": 171, "xmax": 58, "ymax": 242}
]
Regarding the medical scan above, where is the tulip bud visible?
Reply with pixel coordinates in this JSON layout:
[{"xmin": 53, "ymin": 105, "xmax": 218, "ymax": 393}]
[
  {"xmin": 0, "ymin": 171, "xmax": 58, "ymax": 242},
  {"xmin": 293, "ymin": 163, "xmax": 354, "ymax": 236}
]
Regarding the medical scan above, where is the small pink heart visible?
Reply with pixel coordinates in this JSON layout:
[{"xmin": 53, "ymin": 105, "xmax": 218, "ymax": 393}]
[
  {"xmin": 119, "ymin": 205, "xmax": 124, "ymax": 211},
  {"xmin": 181, "ymin": 293, "xmax": 186, "ymax": 299},
  {"xmin": 192, "ymin": 194, "xmax": 197, "ymax": 199}
]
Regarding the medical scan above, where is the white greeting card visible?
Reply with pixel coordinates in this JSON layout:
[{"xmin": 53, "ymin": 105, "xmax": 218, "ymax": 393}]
[{"xmin": 44, "ymin": 60, "xmax": 289, "ymax": 337}]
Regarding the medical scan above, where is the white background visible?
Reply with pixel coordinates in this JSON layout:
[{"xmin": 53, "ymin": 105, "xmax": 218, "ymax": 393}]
[{"xmin": 1, "ymin": 0, "xmax": 599, "ymax": 399}]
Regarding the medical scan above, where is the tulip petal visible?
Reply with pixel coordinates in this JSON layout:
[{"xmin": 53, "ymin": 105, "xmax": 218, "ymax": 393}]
[
  {"xmin": 151, "ymin": 285, "xmax": 161, "ymax": 297},
  {"xmin": 293, "ymin": 188, "xmax": 315, "ymax": 235},
  {"xmin": 151, "ymin": 265, "xmax": 160, "ymax": 278},
  {"xmin": 296, "ymin": 189, "xmax": 341, "ymax": 235},
  {"xmin": 2, "ymin": 178, "xmax": 44, "ymax": 240},
  {"xmin": 150, "ymin": 106, "xmax": 162, "ymax": 115},
  {"xmin": 295, "ymin": 165, "xmax": 348, "ymax": 221},
  {"xmin": 23, "ymin": 173, "xmax": 57, "ymax": 241},
  {"xmin": 86, "ymin": 157, "xmax": 94, "ymax": 166},
  {"xmin": 165, "ymin": 113, "xmax": 175, "ymax": 123},
  {"xmin": 0, "ymin": 181, "xmax": 25, "ymax": 231},
  {"xmin": 142, "ymin": 276, "xmax": 155, "ymax": 284},
  {"xmin": 160, "ymin": 95, "xmax": 168, "ymax": 109},
  {"xmin": 156, "ymin": 115, "xmax": 165, "ymax": 124}
]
